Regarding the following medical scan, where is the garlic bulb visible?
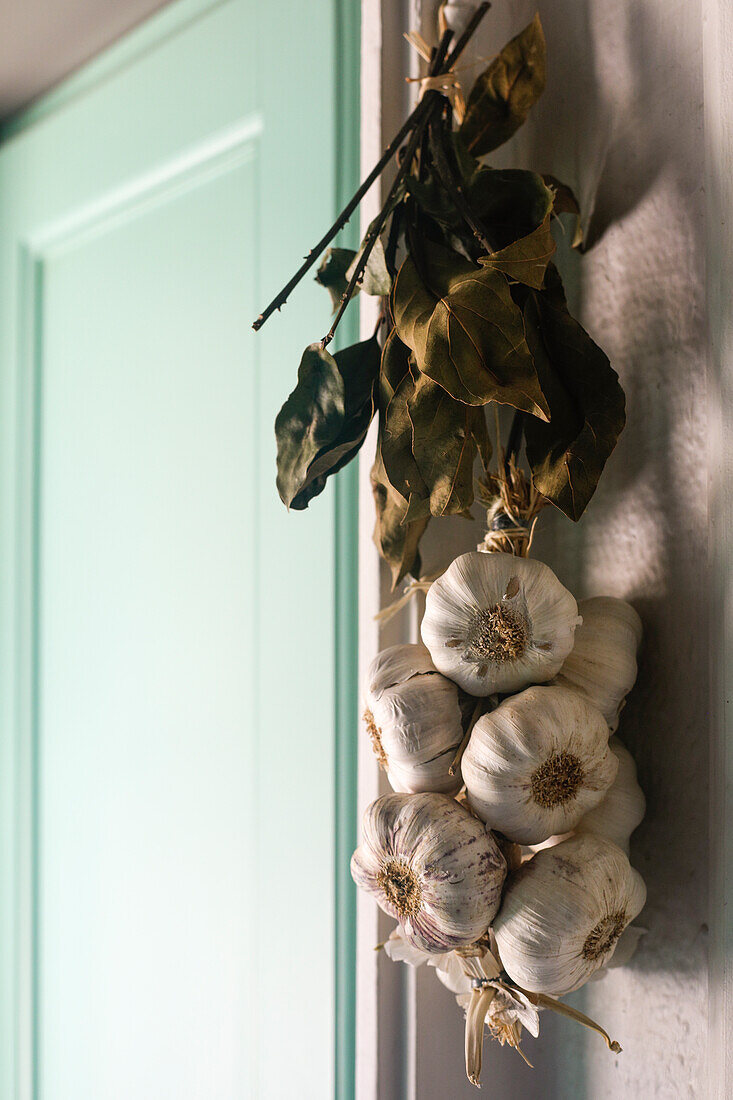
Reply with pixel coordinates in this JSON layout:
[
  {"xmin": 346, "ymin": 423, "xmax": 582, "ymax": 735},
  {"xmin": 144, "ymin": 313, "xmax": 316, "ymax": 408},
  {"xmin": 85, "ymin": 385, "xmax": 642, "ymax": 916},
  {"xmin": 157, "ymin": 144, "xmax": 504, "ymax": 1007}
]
[
  {"xmin": 555, "ymin": 596, "xmax": 642, "ymax": 732},
  {"xmin": 575, "ymin": 736, "xmax": 646, "ymax": 854},
  {"xmin": 493, "ymin": 833, "xmax": 647, "ymax": 994},
  {"xmin": 363, "ymin": 643, "xmax": 464, "ymax": 794},
  {"xmin": 421, "ymin": 551, "xmax": 580, "ymax": 696},
  {"xmin": 462, "ymin": 685, "xmax": 618, "ymax": 844},
  {"xmin": 351, "ymin": 792, "xmax": 506, "ymax": 953}
]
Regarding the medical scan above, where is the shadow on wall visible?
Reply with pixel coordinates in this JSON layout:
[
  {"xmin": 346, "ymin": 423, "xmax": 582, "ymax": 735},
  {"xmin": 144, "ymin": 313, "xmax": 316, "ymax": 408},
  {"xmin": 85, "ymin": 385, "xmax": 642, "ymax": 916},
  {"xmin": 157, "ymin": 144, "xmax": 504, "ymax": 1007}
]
[{"xmin": 414, "ymin": 2, "xmax": 708, "ymax": 1097}]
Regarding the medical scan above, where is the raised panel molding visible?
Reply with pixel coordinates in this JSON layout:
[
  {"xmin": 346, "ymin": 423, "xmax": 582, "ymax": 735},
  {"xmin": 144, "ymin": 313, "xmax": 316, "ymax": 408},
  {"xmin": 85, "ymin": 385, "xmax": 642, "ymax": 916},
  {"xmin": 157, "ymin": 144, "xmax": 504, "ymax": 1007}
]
[
  {"xmin": 25, "ymin": 115, "xmax": 262, "ymax": 259},
  {"xmin": 14, "ymin": 120, "xmax": 262, "ymax": 1100}
]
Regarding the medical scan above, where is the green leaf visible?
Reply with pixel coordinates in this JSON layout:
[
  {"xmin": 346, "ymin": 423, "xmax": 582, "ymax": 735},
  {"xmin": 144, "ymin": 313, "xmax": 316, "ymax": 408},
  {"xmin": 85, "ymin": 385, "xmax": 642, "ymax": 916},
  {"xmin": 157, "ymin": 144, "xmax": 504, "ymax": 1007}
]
[
  {"xmin": 460, "ymin": 13, "xmax": 547, "ymax": 156},
  {"xmin": 523, "ymin": 267, "xmax": 626, "ymax": 520},
  {"xmin": 315, "ymin": 247, "xmax": 357, "ymax": 311},
  {"xmin": 275, "ymin": 338, "xmax": 380, "ymax": 509},
  {"xmin": 391, "ymin": 241, "xmax": 549, "ymax": 418},
  {"xmin": 543, "ymin": 174, "xmax": 583, "ymax": 249},
  {"xmin": 347, "ymin": 233, "xmax": 392, "ymax": 296},
  {"xmin": 479, "ymin": 212, "xmax": 556, "ymax": 289},
  {"xmin": 371, "ymin": 453, "xmax": 429, "ymax": 588},
  {"xmin": 378, "ymin": 330, "xmax": 491, "ymax": 520}
]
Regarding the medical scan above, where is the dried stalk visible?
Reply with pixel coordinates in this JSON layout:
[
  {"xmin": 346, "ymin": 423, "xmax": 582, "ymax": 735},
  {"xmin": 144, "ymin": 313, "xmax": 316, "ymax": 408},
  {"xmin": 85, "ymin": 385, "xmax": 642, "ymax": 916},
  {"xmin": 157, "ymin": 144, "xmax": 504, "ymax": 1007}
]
[
  {"xmin": 429, "ymin": 107, "xmax": 496, "ymax": 254},
  {"xmin": 321, "ymin": 107, "xmax": 434, "ymax": 348},
  {"xmin": 252, "ymin": 2, "xmax": 491, "ymax": 333}
]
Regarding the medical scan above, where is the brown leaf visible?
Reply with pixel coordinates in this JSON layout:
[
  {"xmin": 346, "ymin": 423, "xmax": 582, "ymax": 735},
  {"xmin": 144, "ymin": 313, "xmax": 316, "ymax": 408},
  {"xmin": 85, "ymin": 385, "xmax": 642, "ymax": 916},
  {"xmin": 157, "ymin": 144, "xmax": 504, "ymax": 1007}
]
[
  {"xmin": 378, "ymin": 329, "xmax": 492, "ymax": 520},
  {"xmin": 460, "ymin": 14, "xmax": 547, "ymax": 156},
  {"xmin": 370, "ymin": 452, "xmax": 429, "ymax": 588},
  {"xmin": 408, "ymin": 370, "xmax": 491, "ymax": 517},
  {"xmin": 378, "ymin": 330, "xmax": 431, "ymax": 521},
  {"xmin": 392, "ymin": 241, "xmax": 549, "ymax": 419},
  {"xmin": 543, "ymin": 174, "xmax": 583, "ymax": 249},
  {"xmin": 315, "ymin": 248, "xmax": 357, "ymax": 311},
  {"xmin": 479, "ymin": 212, "xmax": 556, "ymax": 289},
  {"xmin": 523, "ymin": 267, "xmax": 626, "ymax": 520}
]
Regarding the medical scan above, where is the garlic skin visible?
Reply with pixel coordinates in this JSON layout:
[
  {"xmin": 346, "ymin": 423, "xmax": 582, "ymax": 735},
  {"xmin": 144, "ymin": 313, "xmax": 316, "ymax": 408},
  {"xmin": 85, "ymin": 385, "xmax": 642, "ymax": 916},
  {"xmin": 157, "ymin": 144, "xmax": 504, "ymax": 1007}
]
[
  {"xmin": 351, "ymin": 793, "xmax": 507, "ymax": 954},
  {"xmin": 455, "ymin": 983, "xmax": 541, "ymax": 1040},
  {"xmin": 493, "ymin": 833, "xmax": 647, "ymax": 994},
  {"xmin": 555, "ymin": 596, "xmax": 642, "ymax": 732},
  {"xmin": 462, "ymin": 685, "xmax": 618, "ymax": 844},
  {"xmin": 421, "ymin": 552, "xmax": 581, "ymax": 696},
  {"xmin": 575, "ymin": 736, "xmax": 646, "ymax": 854},
  {"xmin": 366, "ymin": 642, "xmax": 437, "ymax": 695},
  {"xmin": 364, "ymin": 643, "xmax": 464, "ymax": 794}
]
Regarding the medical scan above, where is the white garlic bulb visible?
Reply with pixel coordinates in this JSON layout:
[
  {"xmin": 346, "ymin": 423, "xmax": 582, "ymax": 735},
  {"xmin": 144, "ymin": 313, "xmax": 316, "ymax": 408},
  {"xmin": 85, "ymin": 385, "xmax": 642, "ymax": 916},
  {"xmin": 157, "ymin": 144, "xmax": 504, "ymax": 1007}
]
[
  {"xmin": 351, "ymin": 792, "xmax": 506, "ymax": 953},
  {"xmin": 555, "ymin": 596, "xmax": 642, "ymax": 732},
  {"xmin": 493, "ymin": 833, "xmax": 647, "ymax": 994},
  {"xmin": 462, "ymin": 685, "xmax": 618, "ymax": 844},
  {"xmin": 421, "ymin": 551, "xmax": 580, "ymax": 696},
  {"xmin": 363, "ymin": 643, "xmax": 464, "ymax": 794},
  {"xmin": 575, "ymin": 736, "xmax": 645, "ymax": 854}
]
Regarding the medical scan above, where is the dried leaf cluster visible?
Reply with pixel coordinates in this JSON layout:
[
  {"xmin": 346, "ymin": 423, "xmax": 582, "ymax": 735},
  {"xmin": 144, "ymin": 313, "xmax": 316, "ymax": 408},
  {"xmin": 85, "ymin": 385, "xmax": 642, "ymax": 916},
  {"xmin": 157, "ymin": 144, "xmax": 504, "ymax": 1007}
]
[{"xmin": 260, "ymin": 11, "xmax": 625, "ymax": 583}]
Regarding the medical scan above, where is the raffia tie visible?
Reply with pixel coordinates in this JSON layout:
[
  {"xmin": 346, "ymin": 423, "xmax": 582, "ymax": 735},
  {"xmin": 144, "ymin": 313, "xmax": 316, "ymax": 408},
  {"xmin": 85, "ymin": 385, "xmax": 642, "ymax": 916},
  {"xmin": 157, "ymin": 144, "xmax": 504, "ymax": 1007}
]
[
  {"xmin": 403, "ymin": 29, "xmax": 468, "ymax": 122},
  {"xmin": 480, "ymin": 500, "xmax": 537, "ymax": 556},
  {"xmin": 374, "ymin": 571, "xmax": 444, "ymax": 624},
  {"xmin": 477, "ymin": 459, "xmax": 547, "ymax": 558}
]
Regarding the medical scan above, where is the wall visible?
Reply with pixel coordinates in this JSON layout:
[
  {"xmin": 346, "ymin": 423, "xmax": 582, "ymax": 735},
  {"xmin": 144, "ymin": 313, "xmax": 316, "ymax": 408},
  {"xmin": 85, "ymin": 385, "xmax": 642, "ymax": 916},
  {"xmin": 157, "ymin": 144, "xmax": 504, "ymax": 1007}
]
[{"xmin": 359, "ymin": 0, "xmax": 728, "ymax": 1096}]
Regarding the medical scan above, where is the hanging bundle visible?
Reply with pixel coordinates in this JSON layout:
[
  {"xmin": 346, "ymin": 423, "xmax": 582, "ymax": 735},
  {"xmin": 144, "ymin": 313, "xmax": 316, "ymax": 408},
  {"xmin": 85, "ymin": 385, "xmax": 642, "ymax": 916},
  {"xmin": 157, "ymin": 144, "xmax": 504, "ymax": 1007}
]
[{"xmin": 254, "ymin": 3, "xmax": 646, "ymax": 1087}]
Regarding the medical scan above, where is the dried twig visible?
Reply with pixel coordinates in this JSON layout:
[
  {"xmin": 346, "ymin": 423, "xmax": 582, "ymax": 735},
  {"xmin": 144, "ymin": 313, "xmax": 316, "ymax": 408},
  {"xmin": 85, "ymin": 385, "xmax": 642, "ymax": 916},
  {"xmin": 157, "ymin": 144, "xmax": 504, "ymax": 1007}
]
[{"xmin": 252, "ymin": 2, "xmax": 491, "ymax": 332}]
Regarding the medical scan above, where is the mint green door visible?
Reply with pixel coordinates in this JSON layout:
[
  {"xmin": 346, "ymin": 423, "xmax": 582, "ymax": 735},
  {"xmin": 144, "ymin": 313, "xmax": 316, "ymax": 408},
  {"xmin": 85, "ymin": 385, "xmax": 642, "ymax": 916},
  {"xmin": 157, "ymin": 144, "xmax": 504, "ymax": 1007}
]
[{"xmin": 0, "ymin": 2, "xmax": 359, "ymax": 1097}]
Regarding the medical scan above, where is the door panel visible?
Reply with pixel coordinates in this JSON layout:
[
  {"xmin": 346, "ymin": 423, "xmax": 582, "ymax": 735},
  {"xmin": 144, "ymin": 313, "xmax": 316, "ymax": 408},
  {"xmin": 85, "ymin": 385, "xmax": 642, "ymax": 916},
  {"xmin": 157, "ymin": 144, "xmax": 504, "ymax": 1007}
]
[{"xmin": 0, "ymin": 2, "xmax": 359, "ymax": 1097}]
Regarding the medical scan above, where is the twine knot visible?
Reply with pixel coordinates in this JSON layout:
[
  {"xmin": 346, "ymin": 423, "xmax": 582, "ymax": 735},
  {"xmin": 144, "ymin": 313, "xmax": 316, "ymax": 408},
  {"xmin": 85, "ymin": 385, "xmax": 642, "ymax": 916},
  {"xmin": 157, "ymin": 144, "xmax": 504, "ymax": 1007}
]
[
  {"xmin": 404, "ymin": 27, "xmax": 468, "ymax": 122},
  {"xmin": 478, "ymin": 459, "xmax": 547, "ymax": 557}
]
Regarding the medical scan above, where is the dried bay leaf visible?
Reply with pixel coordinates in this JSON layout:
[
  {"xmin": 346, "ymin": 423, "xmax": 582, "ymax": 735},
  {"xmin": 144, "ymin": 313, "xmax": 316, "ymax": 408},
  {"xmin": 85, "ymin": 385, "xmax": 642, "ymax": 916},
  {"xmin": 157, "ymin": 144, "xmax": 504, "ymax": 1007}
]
[
  {"xmin": 275, "ymin": 337, "xmax": 380, "ymax": 509},
  {"xmin": 479, "ymin": 212, "xmax": 556, "ymax": 289},
  {"xmin": 346, "ymin": 234, "xmax": 392, "ymax": 296},
  {"xmin": 315, "ymin": 248, "xmax": 357, "ymax": 311},
  {"xmin": 408, "ymin": 167, "xmax": 554, "ymax": 258},
  {"xmin": 409, "ymin": 372, "xmax": 491, "ymax": 516},
  {"xmin": 523, "ymin": 267, "xmax": 626, "ymax": 520},
  {"xmin": 460, "ymin": 13, "xmax": 547, "ymax": 156},
  {"xmin": 543, "ymin": 174, "xmax": 583, "ymax": 249},
  {"xmin": 378, "ymin": 330, "xmax": 431, "ymax": 520},
  {"xmin": 371, "ymin": 453, "xmax": 429, "ymax": 588},
  {"xmin": 378, "ymin": 329, "xmax": 492, "ymax": 520},
  {"xmin": 392, "ymin": 241, "xmax": 549, "ymax": 419},
  {"xmin": 467, "ymin": 169, "xmax": 554, "ymax": 249}
]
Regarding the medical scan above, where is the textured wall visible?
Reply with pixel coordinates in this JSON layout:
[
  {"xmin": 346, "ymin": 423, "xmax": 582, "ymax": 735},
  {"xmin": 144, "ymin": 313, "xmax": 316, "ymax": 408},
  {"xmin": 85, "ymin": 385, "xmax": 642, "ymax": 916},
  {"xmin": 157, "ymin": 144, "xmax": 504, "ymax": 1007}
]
[{"xmin": 391, "ymin": 1, "xmax": 711, "ymax": 1096}]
